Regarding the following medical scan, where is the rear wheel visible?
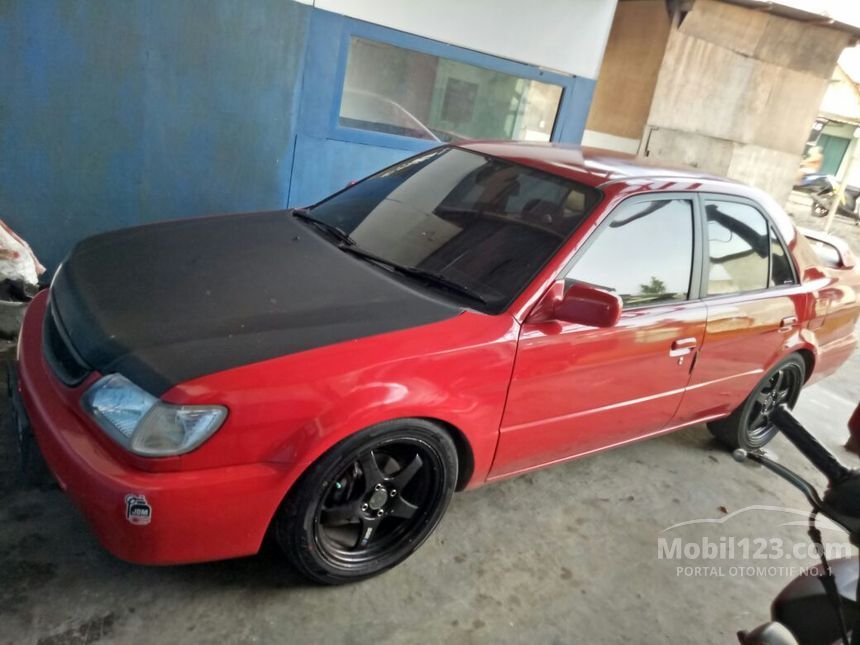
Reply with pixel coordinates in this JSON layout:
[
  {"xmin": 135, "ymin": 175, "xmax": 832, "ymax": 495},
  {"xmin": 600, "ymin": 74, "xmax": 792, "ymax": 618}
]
[
  {"xmin": 708, "ymin": 355, "xmax": 805, "ymax": 450},
  {"xmin": 275, "ymin": 419, "xmax": 457, "ymax": 584}
]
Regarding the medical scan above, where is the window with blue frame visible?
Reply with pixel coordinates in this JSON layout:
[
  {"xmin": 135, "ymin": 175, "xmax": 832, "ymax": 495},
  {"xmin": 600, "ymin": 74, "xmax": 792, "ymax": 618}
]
[{"xmin": 338, "ymin": 37, "xmax": 563, "ymax": 143}]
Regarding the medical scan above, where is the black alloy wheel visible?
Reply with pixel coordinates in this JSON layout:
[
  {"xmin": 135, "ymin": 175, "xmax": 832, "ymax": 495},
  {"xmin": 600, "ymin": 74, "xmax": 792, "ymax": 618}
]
[
  {"xmin": 275, "ymin": 419, "xmax": 457, "ymax": 584},
  {"xmin": 744, "ymin": 365, "xmax": 803, "ymax": 446},
  {"xmin": 708, "ymin": 354, "xmax": 806, "ymax": 450}
]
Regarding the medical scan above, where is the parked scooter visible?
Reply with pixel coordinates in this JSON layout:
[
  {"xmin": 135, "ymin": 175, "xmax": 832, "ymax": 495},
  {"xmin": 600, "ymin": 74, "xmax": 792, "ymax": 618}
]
[
  {"xmin": 805, "ymin": 176, "xmax": 860, "ymax": 223},
  {"xmin": 735, "ymin": 404, "xmax": 860, "ymax": 644},
  {"xmin": 794, "ymin": 173, "xmax": 835, "ymax": 195}
]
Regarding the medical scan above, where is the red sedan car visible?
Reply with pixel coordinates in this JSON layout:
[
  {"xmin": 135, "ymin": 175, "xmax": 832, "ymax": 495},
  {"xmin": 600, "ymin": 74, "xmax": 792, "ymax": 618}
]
[{"xmin": 13, "ymin": 143, "xmax": 860, "ymax": 583}]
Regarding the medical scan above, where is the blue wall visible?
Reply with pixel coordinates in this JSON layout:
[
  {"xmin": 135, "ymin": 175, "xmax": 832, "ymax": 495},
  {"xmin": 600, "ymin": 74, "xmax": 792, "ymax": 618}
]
[
  {"xmin": 1, "ymin": 2, "xmax": 597, "ymax": 274},
  {"xmin": 288, "ymin": 10, "xmax": 596, "ymax": 208},
  {"xmin": 0, "ymin": 0, "xmax": 311, "ymax": 271}
]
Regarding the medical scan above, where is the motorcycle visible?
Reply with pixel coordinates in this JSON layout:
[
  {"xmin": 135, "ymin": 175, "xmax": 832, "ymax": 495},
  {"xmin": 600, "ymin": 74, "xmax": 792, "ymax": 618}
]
[
  {"xmin": 736, "ymin": 404, "xmax": 860, "ymax": 644},
  {"xmin": 794, "ymin": 174, "xmax": 836, "ymax": 195},
  {"xmin": 803, "ymin": 176, "xmax": 860, "ymax": 223}
]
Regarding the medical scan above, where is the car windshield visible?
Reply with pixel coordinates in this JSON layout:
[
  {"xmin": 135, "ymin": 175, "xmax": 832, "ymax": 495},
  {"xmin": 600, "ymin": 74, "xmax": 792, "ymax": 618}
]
[{"xmin": 308, "ymin": 147, "xmax": 600, "ymax": 313}]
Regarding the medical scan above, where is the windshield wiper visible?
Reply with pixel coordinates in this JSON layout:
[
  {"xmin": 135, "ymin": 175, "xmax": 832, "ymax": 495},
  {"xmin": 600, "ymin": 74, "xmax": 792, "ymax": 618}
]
[
  {"xmin": 340, "ymin": 245, "xmax": 488, "ymax": 305},
  {"xmin": 290, "ymin": 208, "xmax": 355, "ymax": 246}
]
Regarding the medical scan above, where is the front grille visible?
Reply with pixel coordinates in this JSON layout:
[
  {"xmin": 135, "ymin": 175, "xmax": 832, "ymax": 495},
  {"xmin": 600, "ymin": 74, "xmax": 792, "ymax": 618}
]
[{"xmin": 43, "ymin": 300, "xmax": 91, "ymax": 387}]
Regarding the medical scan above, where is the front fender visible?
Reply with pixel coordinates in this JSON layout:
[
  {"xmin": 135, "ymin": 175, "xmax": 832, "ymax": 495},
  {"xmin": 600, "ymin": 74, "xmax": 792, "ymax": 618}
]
[
  {"xmin": 164, "ymin": 311, "xmax": 519, "ymax": 489},
  {"xmin": 267, "ymin": 373, "xmax": 496, "ymax": 479}
]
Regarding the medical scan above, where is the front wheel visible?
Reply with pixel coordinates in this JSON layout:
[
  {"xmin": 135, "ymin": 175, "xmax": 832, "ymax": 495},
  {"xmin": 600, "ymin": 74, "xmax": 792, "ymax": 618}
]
[
  {"xmin": 811, "ymin": 203, "xmax": 829, "ymax": 218},
  {"xmin": 274, "ymin": 419, "xmax": 458, "ymax": 584},
  {"xmin": 708, "ymin": 355, "xmax": 806, "ymax": 450},
  {"xmin": 810, "ymin": 194, "xmax": 830, "ymax": 217}
]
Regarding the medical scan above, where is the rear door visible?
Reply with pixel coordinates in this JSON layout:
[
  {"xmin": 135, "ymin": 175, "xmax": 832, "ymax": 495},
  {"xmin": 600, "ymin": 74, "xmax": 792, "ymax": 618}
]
[
  {"xmin": 490, "ymin": 194, "xmax": 707, "ymax": 479},
  {"xmin": 671, "ymin": 195, "xmax": 801, "ymax": 425}
]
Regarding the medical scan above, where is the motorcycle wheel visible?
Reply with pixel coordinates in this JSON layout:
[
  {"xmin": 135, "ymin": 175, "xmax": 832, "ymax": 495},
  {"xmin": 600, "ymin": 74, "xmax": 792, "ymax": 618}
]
[{"xmin": 810, "ymin": 202, "xmax": 828, "ymax": 217}]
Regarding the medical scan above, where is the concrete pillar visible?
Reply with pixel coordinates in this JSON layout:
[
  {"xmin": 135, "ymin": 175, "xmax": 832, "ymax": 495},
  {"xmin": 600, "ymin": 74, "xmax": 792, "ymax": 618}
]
[{"xmin": 642, "ymin": 0, "xmax": 853, "ymax": 203}]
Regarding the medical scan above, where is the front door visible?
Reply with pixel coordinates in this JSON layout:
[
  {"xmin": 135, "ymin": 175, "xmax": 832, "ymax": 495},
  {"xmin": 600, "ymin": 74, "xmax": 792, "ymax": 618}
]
[{"xmin": 490, "ymin": 196, "xmax": 707, "ymax": 479}]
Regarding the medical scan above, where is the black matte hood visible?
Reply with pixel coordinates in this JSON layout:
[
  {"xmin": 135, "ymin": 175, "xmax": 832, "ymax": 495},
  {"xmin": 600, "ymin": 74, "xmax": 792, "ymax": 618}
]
[{"xmin": 50, "ymin": 211, "xmax": 461, "ymax": 395}]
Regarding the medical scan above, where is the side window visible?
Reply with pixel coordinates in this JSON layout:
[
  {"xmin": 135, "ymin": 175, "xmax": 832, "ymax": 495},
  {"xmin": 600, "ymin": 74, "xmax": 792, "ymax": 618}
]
[
  {"xmin": 769, "ymin": 227, "xmax": 796, "ymax": 286},
  {"xmin": 706, "ymin": 201, "xmax": 769, "ymax": 295},
  {"xmin": 566, "ymin": 199, "xmax": 694, "ymax": 308}
]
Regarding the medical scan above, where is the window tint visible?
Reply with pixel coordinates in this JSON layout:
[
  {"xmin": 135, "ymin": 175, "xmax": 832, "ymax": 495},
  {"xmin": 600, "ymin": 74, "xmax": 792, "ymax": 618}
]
[
  {"xmin": 310, "ymin": 147, "xmax": 599, "ymax": 312},
  {"xmin": 706, "ymin": 201, "xmax": 769, "ymax": 295},
  {"xmin": 566, "ymin": 199, "xmax": 694, "ymax": 307},
  {"xmin": 339, "ymin": 38, "xmax": 563, "ymax": 142},
  {"xmin": 769, "ymin": 227, "xmax": 795, "ymax": 286}
]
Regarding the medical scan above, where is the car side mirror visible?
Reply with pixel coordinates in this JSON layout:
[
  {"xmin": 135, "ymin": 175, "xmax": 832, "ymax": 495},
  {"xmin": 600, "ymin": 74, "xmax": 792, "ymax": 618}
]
[{"xmin": 528, "ymin": 281, "xmax": 622, "ymax": 328}]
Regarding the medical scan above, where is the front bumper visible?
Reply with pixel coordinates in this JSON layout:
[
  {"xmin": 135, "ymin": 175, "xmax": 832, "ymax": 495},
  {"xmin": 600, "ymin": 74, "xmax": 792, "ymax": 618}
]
[{"xmin": 15, "ymin": 292, "xmax": 290, "ymax": 565}]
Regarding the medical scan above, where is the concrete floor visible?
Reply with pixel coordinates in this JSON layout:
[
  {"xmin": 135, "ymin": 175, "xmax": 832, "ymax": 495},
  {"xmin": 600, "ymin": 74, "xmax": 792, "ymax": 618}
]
[{"xmin": 1, "ymin": 340, "xmax": 858, "ymax": 645}]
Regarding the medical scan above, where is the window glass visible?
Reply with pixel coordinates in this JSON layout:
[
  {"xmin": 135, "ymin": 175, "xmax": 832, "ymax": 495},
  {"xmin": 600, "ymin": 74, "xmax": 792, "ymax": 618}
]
[
  {"xmin": 339, "ymin": 38, "xmax": 563, "ymax": 142},
  {"xmin": 566, "ymin": 200, "xmax": 694, "ymax": 308},
  {"xmin": 769, "ymin": 227, "xmax": 795, "ymax": 286},
  {"xmin": 706, "ymin": 201, "xmax": 769, "ymax": 295},
  {"xmin": 310, "ymin": 148, "xmax": 600, "ymax": 312}
]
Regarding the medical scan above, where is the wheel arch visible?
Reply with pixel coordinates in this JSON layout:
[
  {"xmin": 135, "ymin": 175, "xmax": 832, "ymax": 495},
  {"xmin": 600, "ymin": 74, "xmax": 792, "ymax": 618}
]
[
  {"xmin": 261, "ymin": 414, "xmax": 476, "ymax": 548},
  {"xmin": 416, "ymin": 416, "xmax": 474, "ymax": 491},
  {"xmin": 288, "ymin": 415, "xmax": 476, "ymax": 495},
  {"xmin": 794, "ymin": 346, "xmax": 816, "ymax": 383}
]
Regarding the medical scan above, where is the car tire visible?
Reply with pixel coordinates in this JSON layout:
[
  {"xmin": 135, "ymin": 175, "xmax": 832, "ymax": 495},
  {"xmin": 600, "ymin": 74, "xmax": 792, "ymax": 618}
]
[
  {"xmin": 274, "ymin": 419, "xmax": 458, "ymax": 585},
  {"xmin": 5, "ymin": 363, "xmax": 52, "ymax": 489},
  {"xmin": 708, "ymin": 354, "xmax": 806, "ymax": 451},
  {"xmin": 18, "ymin": 421, "xmax": 52, "ymax": 488}
]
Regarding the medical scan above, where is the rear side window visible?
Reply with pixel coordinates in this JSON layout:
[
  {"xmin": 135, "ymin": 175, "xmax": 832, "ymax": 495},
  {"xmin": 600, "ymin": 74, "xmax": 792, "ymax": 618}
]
[
  {"xmin": 769, "ymin": 227, "xmax": 795, "ymax": 286},
  {"xmin": 705, "ymin": 201, "xmax": 769, "ymax": 295},
  {"xmin": 566, "ymin": 199, "xmax": 694, "ymax": 308}
]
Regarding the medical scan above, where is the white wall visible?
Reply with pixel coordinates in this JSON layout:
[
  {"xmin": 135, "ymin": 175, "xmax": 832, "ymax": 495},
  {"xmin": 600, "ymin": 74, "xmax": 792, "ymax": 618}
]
[
  {"xmin": 581, "ymin": 129, "xmax": 640, "ymax": 153},
  {"xmin": 299, "ymin": 0, "xmax": 617, "ymax": 79},
  {"xmin": 820, "ymin": 66, "xmax": 860, "ymax": 124},
  {"xmin": 842, "ymin": 139, "xmax": 860, "ymax": 187}
]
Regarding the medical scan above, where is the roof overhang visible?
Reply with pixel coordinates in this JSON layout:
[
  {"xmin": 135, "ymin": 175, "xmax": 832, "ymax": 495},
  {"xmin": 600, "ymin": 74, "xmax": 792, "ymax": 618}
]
[
  {"xmin": 718, "ymin": 0, "xmax": 860, "ymax": 40},
  {"xmin": 818, "ymin": 112, "xmax": 860, "ymax": 128}
]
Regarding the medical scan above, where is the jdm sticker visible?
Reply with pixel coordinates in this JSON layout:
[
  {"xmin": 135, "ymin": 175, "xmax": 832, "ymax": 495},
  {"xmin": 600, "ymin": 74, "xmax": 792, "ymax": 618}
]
[{"xmin": 124, "ymin": 494, "xmax": 152, "ymax": 526}]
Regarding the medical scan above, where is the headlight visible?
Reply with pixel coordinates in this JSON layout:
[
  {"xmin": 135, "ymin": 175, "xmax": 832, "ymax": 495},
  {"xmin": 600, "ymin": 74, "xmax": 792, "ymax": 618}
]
[{"xmin": 81, "ymin": 374, "xmax": 227, "ymax": 456}]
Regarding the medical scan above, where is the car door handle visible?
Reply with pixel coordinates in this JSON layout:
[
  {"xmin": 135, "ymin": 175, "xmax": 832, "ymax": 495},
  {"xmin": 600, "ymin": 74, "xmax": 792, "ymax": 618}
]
[
  {"xmin": 779, "ymin": 316, "xmax": 798, "ymax": 332},
  {"xmin": 669, "ymin": 337, "xmax": 697, "ymax": 357}
]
